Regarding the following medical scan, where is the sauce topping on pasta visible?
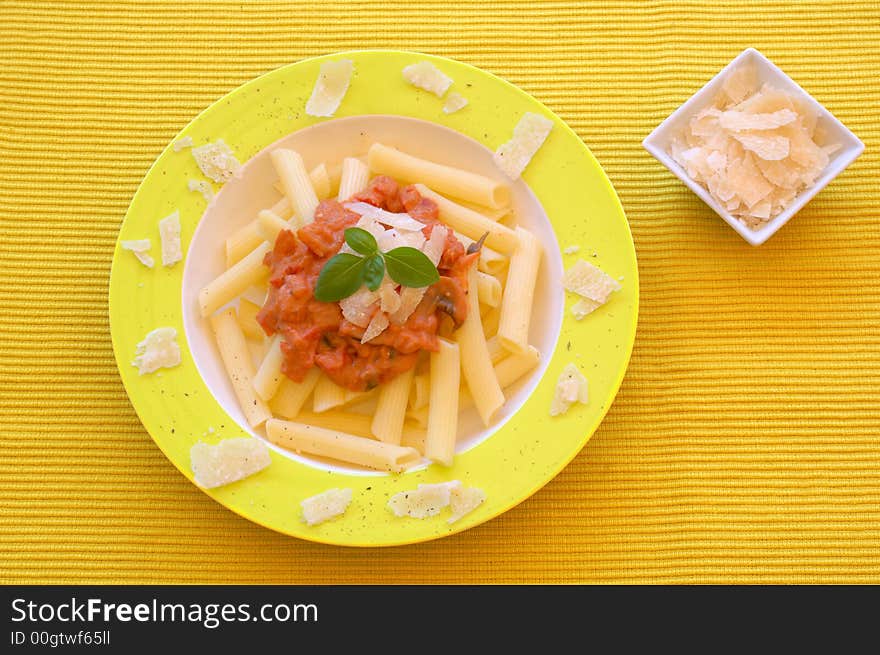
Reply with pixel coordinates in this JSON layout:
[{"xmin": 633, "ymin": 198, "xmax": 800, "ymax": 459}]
[{"xmin": 257, "ymin": 176, "xmax": 476, "ymax": 392}]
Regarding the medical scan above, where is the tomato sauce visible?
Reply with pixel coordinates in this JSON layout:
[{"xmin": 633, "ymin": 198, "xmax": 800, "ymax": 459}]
[{"xmin": 257, "ymin": 176, "xmax": 476, "ymax": 392}]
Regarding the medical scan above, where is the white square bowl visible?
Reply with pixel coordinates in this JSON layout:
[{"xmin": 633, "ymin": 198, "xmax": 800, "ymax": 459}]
[{"xmin": 642, "ymin": 47, "xmax": 864, "ymax": 246}]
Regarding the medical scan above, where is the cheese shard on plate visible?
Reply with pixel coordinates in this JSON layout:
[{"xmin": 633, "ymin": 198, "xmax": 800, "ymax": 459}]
[
  {"xmin": 571, "ymin": 297, "xmax": 601, "ymax": 320},
  {"xmin": 550, "ymin": 363, "xmax": 588, "ymax": 417},
  {"xmin": 192, "ymin": 139, "xmax": 240, "ymax": 183},
  {"xmin": 158, "ymin": 210, "xmax": 182, "ymax": 267},
  {"xmin": 402, "ymin": 61, "xmax": 453, "ymax": 97},
  {"xmin": 172, "ymin": 136, "xmax": 194, "ymax": 152},
  {"xmin": 121, "ymin": 239, "xmax": 154, "ymax": 268},
  {"xmin": 442, "ymin": 92, "xmax": 468, "ymax": 114},
  {"xmin": 493, "ymin": 112, "xmax": 553, "ymax": 180},
  {"xmin": 190, "ymin": 438, "xmax": 271, "ymax": 489},
  {"xmin": 305, "ymin": 59, "xmax": 354, "ymax": 117},
  {"xmin": 132, "ymin": 326, "xmax": 181, "ymax": 374},
  {"xmin": 187, "ymin": 179, "xmax": 214, "ymax": 202},
  {"xmin": 301, "ymin": 488, "xmax": 353, "ymax": 526},
  {"xmin": 448, "ymin": 485, "xmax": 486, "ymax": 524},
  {"xmin": 562, "ymin": 259, "xmax": 621, "ymax": 304},
  {"xmin": 387, "ymin": 481, "xmax": 460, "ymax": 519}
]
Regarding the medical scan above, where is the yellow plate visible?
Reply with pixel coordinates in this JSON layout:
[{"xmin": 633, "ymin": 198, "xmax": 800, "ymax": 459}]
[{"xmin": 109, "ymin": 50, "xmax": 638, "ymax": 546}]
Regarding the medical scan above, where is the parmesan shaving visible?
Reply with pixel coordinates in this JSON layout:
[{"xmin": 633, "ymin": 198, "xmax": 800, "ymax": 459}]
[
  {"xmin": 191, "ymin": 139, "xmax": 240, "ymax": 183},
  {"xmin": 361, "ymin": 310, "xmax": 389, "ymax": 343},
  {"xmin": 158, "ymin": 210, "xmax": 182, "ymax": 267},
  {"xmin": 132, "ymin": 327, "xmax": 181, "ymax": 375},
  {"xmin": 422, "ymin": 225, "xmax": 447, "ymax": 266},
  {"xmin": 667, "ymin": 64, "xmax": 841, "ymax": 229},
  {"xmin": 305, "ymin": 59, "xmax": 354, "ymax": 118},
  {"xmin": 571, "ymin": 298, "xmax": 601, "ymax": 320},
  {"xmin": 301, "ymin": 488, "xmax": 353, "ymax": 526},
  {"xmin": 448, "ymin": 485, "xmax": 486, "ymax": 524},
  {"xmin": 493, "ymin": 112, "xmax": 553, "ymax": 180},
  {"xmin": 121, "ymin": 239, "xmax": 155, "ymax": 268},
  {"xmin": 187, "ymin": 179, "xmax": 214, "ymax": 202},
  {"xmin": 345, "ymin": 202, "xmax": 426, "ymax": 231},
  {"xmin": 563, "ymin": 245, "xmax": 581, "ymax": 255},
  {"xmin": 387, "ymin": 481, "xmax": 460, "ymax": 519},
  {"xmin": 402, "ymin": 61, "xmax": 453, "ymax": 98},
  {"xmin": 562, "ymin": 259, "xmax": 621, "ymax": 304},
  {"xmin": 190, "ymin": 438, "xmax": 271, "ymax": 489},
  {"xmin": 550, "ymin": 364, "xmax": 588, "ymax": 417},
  {"xmin": 442, "ymin": 92, "xmax": 468, "ymax": 114},
  {"xmin": 172, "ymin": 136, "xmax": 194, "ymax": 152},
  {"xmin": 379, "ymin": 279, "xmax": 402, "ymax": 314},
  {"xmin": 340, "ymin": 287, "xmax": 378, "ymax": 328}
]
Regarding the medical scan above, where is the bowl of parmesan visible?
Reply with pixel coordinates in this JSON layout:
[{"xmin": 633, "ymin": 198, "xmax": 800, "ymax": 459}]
[{"xmin": 643, "ymin": 47, "xmax": 864, "ymax": 245}]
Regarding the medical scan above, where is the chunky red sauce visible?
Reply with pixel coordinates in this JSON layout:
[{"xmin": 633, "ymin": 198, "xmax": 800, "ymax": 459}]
[{"xmin": 257, "ymin": 176, "xmax": 476, "ymax": 392}]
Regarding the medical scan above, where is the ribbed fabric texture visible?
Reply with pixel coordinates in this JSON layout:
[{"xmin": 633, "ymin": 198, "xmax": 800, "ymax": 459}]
[{"xmin": 1, "ymin": 1, "xmax": 878, "ymax": 584}]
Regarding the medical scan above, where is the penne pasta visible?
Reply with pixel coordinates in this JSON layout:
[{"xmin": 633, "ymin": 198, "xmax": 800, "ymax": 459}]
[
  {"xmin": 481, "ymin": 305, "xmax": 501, "ymax": 339},
  {"xmin": 270, "ymin": 367, "xmax": 321, "ymax": 420},
  {"xmin": 459, "ymin": 345, "xmax": 540, "ymax": 411},
  {"xmin": 371, "ymin": 367, "xmax": 414, "ymax": 444},
  {"xmin": 225, "ymin": 198, "xmax": 293, "ymax": 267},
  {"xmin": 237, "ymin": 298, "xmax": 264, "ymax": 340},
  {"xmin": 294, "ymin": 410, "xmax": 426, "ymax": 453},
  {"xmin": 406, "ymin": 405, "xmax": 429, "ymax": 428},
  {"xmin": 265, "ymin": 419, "xmax": 421, "ymax": 473},
  {"xmin": 337, "ymin": 157, "xmax": 370, "ymax": 201},
  {"xmin": 497, "ymin": 227, "xmax": 542, "ymax": 354},
  {"xmin": 199, "ymin": 242, "xmax": 271, "ymax": 317},
  {"xmin": 313, "ymin": 374, "xmax": 370, "ymax": 413},
  {"xmin": 476, "ymin": 271, "xmax": 502, "ymax": 308},
  {"xmin": 456, "ymin": 198, "xmax": 511, "ymax": 222},
  {"xmin": 252, "ymin": 334, "xmax": 285, "ymax": 401},
  {"xmin": 455, "ymin": 231, "xmax": 508, "ymax": 276},
  {"xmin": 425, "ymin": 339, "xmax": 460, "ymax": 466},
  {"xmin": 369, "ymin": 143, "xmax": 510, "ymax": 209},
  {"xmin": 309, "ymin": 163, "xmax": 331, "ymax": 200},
  {"xmin": 485, "ymin": 335, "xmax": 506, "ymax": 365},
  {"xmin": 257, "ymin": 209, "xmax": 292, "ymax": 244},
  {"xmin": 409, "ymin": 373, "xmax": 430, "ymax": 410},
  {"xmin": 271, "ymin": 148, "xmax": 318, "ymax": 224},
  {"xmin": 415, "ymin": 184, "xmax": 518, "ymax": 253},
  {"xmin": 457, "ymin": 266, "xmax": 505, "ymax": 427},
  {"xmin": 210, "ymin": 308, "xmax": 272, "ymax": 427}
]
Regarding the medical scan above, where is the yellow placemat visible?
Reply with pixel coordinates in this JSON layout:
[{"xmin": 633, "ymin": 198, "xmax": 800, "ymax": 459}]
[{"xmin": 1, "ymin": 1, "xmax": 878, "ymax": 584}]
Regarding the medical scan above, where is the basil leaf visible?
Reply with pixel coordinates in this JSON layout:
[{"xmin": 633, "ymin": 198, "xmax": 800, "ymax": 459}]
[
  {"xmin": 344, "ymin": 227, "xmax": 378, "ymax": 256},
  {"xmin": 383, "ymin": 247, "xmax": 440, "ymax": 288},
  {"xmin": 314, "ymin": 253, "xmax": 367, "ymax": 302},
  {"xmin": 363, "ymin": 254, "xmax": 385, "ymax": 292}
]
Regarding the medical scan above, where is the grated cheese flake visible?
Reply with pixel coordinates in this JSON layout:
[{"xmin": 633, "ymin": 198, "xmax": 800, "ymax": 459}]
[
  {"xmin": 172, "ymin": 136, "xmax": 194, "ymax": 152},
  {"xmin": 301, "ymin": 488, "xmax": 353, "ymax": 526},
  {"xmin": 340, "ymin": 287, "xmax": 378, "ymax": 328},
  {"xmin": 562, "ymin": 259, "xmax": 621, "ymax": 304},
  {"xmin": 158, "ymin": 210, "xmax": 182, "ymax": 267},
  {"xmin": 563, "ymin": 245, "xmax": 581, "ymax": 255},
  {"xmin": 666, "ymin": 64, "xmax": 841, "ymax": 230},
  {"xmin": 190, "ymin": 438, "xmax": 271, "ymax": 489},
  {"xmin": 402, "ymin": 61, "xmax": 453, "ymax": 98},
  {"xmin": 493, "ymin": 112, "xmax": 553, "ymax": 179},
  {"xmin": 448, "ymin": 485, "xmax": 486, "ymax": 524},
  {"xmin": 191, "ymin": 139, "xmax": 240, "ymax": 183},
  {"xmin": 442, "ymin": 92, "xmax": 468, "ymax": 114},
  {"xmin": 305, "ymin": 59, "xmax": 354, "ymax": 118},
  {"xmin": 387, "ymin": 481, "xmax": 460, "ymax": 519},
  {"xmin": 187, "ymin": 179, "xmax": 215, "ymax": 202},
  {"xmin": 121, "ymin": 239, "xmax": 155, "ymax": 268},
  {"xmin": 361, "ymin": 310, "xmax": 389, "ymax": 344},
  {"xmin": 571, "ymin": 297, "xmax": 601, "ymax": 320},
  {"xmin": 132, "ymin": 327, "xmax": 181, "ymax": 375},
  {"xmin": 550, "ymin": 363, "xmax": 588, "ymax": 417}
]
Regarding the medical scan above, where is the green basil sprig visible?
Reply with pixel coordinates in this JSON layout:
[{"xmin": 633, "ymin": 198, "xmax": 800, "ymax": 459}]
[{"xmin": 314, "ymin": 227, "xmax": 440, "ymax": 303}]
